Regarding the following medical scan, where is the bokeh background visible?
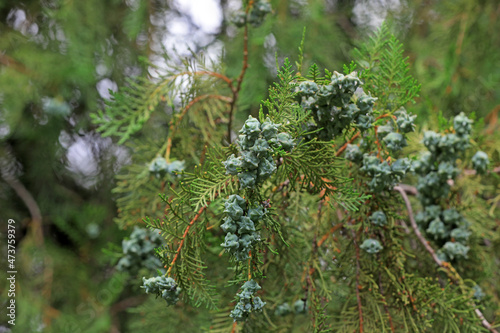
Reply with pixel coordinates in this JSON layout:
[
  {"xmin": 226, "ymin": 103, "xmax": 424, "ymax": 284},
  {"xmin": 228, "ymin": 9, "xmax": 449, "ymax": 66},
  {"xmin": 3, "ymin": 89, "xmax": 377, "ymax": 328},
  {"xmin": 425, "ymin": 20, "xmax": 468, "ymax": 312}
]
[{"xmin": 0, "ymin": 0, "xmax": 499, "ymax": 332}]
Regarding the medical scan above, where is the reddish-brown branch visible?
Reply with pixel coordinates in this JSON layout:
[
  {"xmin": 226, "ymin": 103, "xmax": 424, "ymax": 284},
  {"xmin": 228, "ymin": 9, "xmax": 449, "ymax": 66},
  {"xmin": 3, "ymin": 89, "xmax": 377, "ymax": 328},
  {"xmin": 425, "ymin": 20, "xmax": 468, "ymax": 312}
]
[
  {"xmin": 200, "ymin": 143, "xmax": 208, "ymax": 165},
  {"xmin": 164, "ymin": 179, "xmax": 229, "ymax": 276},
  {"xmin": 375, "ymin": 113, "xmax": 394, "ymax": 121},
  {"xmin": 335, "ymin": 114, "xmax": 392, "ymax": 157},
  {"xmin": 198, "ymin": 70, "xmax": 234, "ymax": 87},
  {"xmin": 166, "ymin": 204, "xmax": 209, "ymax": 277},
  {"xmin": 227, "ymin": 2, "xmax": 252, "ymax": 144},
  {"xmin": 485, "ymin": 105, "xmax": 500, "ymax": 135},
  {"xmin": 0, "ymin": 53, "xmax": 32, "ymax": 76},
  {"xmin": 336, "ymin": 131, "xmax": 361, "ymax": 157},
  {"xmin": 231, "ymin": 321, "xmax": 238, "ymax": 333},
  {"xmin": 272, "ymin": 175, "xmax": 337, "ymax": 196},
  {"xmin": 393, "ymin": 185, "xmax": 498, "ymax": 333},
  {"xmin": 317, "ymin": 223, "xmax": 343, "ymax": 248},
  {"xmin": 374, "ymin": 125, "xmax": 384, "ymax": 161},
  {"xmin": 304, "ymin": 200, "xmax": 326, "ymax": 277},
  {"xmin": 165, "ymin": 137, "xmax": 173, "ymax": 163},
  {"xmin": 247, "ymin": 251, "xmax": 252, "ymax": 280},
  {"xmin": 175, "ymin": 94, "xmax": 232, "ymax": 127}
]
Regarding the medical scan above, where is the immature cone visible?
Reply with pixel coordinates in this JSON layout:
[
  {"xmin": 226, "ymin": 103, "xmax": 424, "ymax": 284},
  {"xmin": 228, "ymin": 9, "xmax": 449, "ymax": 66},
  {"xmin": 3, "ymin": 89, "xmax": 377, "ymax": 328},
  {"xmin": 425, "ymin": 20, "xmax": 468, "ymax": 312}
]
[
  {"xmin": 230, "ymin": 280, "xmax": 266, "ymax": 322},
  {"xmin": 360, "ymin": 238, "xmax": 383, "ymax": 254}
]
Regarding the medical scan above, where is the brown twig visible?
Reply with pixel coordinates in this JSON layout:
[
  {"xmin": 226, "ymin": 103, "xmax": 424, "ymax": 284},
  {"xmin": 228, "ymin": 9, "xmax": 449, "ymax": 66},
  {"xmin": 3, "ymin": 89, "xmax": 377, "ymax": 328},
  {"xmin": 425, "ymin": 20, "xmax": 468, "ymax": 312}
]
[
  {"xmin": 393, "ymin": 185, "xmax": 498, "ymax": 333},
  {"xmin": 272, "ymin": 175, "xmax": 337, "ymax": 196},
  {"xmin": 485, "ymin": 105, "xmax": 500, "ymax": 135},
  {"xmin": 3, "ymin": 174, "xmax": 55, "ymax": 327},
  {"xmin": 475, "ymin": 309, "xmax": 499, "ymax": 333},
  {"xmin": 317, "ymin": 223, "xmax": 343, "ymax": 248},
  {"xmin": 394, "ymin": 186, "xmax": 442, "ymax": 265},
  {"xmin": 110, "ymin": 295, "xmax": 148, "ymax": 333},
  {"xmin": 397, "ymin": 183, "xmax": 418, "ymax": 196},
  {"xmin": 227, "ymin": 2, "xmax": 252, "ymax": 144},
  {"xmin": 2, "ymin": 175, "xmax": 43, "ymax": 245},
  {"xmin": 335, "ymin": 131, "xmax": 360, "ymax": 157},
  {"xmin": 375, "ymin": 113, "xmax": 393, "ymax": 121},
  {"xmin": 166, "ymin": 203, "xmax": 211, "ymax": 277},
  {"xmin": 374, "ymin": 126, "xmax": 384, "ymax": 161},
  {"xmin": 0, "ymin": 53, "xmax": 32, "ymax": 76},
  {"xmin": 200, "ymin": 143, "xmax": 208, "ymax": 165},
  {"xmin": 247, "ymin": 251, "xmax": 252, "ymax": 280},
  {"xmin": 110, "ymin": 295, "xmax": 148, "ymax": 315}
]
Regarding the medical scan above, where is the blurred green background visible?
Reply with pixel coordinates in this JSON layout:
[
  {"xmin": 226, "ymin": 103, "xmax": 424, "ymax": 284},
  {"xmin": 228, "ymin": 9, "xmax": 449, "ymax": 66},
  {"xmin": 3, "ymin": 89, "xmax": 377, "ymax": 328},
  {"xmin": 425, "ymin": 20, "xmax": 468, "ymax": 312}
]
[{"xmin": 0, "ymin": 0, "xmax": 499, "ymax": 332}]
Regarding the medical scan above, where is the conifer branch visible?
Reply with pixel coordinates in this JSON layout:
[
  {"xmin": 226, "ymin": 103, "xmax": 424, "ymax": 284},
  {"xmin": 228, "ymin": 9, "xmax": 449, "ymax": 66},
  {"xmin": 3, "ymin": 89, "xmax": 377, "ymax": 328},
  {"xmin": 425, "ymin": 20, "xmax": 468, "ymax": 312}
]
[
  {"xmin": 397, "ymin": 183, "xmax": 418, "ymax": 196},
  {"xmin": 97, "ymin": 18, "xmax": 498, "ymax": 329},
  {"xmin": 394, "ymin": 185, "xmax": 498, "ymax": 333},
  {"xmin": 166, "ymin": 201, "xmax": 212, "ymax": 277},
  {"xmin": 378, "ymin": 270, "xmax": 395, "ymax": 332},
  {"xmin": 93, "ymin": 68, "xmax": 232, "ymax": 144},
  {"xmin": 2, "ymin": 175, "xmax": 43, "ymax": 246},
  {"xmin": 305, "ymin": 202, "xmax": 323, "ymax": 278},
  {"xmin": 353, "ymin": 23, "xmax": 420, "ymax": 110},
  {"xmin": 227, "ymin": 1, "xmax": 252, "ymax": 143},
  {"xmin": 374, "ymin": 113, "xmax": 394, "ymax": 121},
  {"xmin": 176, "ymin": 70, "xmax": 233, "ymax": 88},
  {"xmin": 165, "ymin": 94, "xmax": 232, "ymax": 161},
  {"xmin": 374, "ymin": 126, "xmax": 387, "ymax": 161},
  {"xmin": 333, "ymin": 115, "xmax": 395, "ymax": 158},
  {"xmin": 247, "ymin": 251, "xmax": 252, "ymax": 280},
  {"xmin": 317, "ymin": 223, "xmax": 343, "ymax": 248},
  {"xmin": 394, "ymin": 185, "xmax": 443, "ymax": 266},
  {"xmin": 335, "ymin": 132, "xmax": 360, "ymax": 156},
  {"xmin": 475, "ymin": 309, "xmax": 499, "ymax": 333}
]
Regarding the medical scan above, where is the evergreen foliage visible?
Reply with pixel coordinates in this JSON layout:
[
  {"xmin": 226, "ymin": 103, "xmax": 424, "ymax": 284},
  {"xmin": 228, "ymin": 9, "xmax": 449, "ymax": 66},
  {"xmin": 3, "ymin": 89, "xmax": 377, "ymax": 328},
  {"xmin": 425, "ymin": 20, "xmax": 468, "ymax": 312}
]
[
  {"xmin": 353, "ymin": 23, "xmax": 421, "ymax": 112},
  {"xmin": 89, "ymin": 10, "xmax": 499, "ymax": 330}
]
